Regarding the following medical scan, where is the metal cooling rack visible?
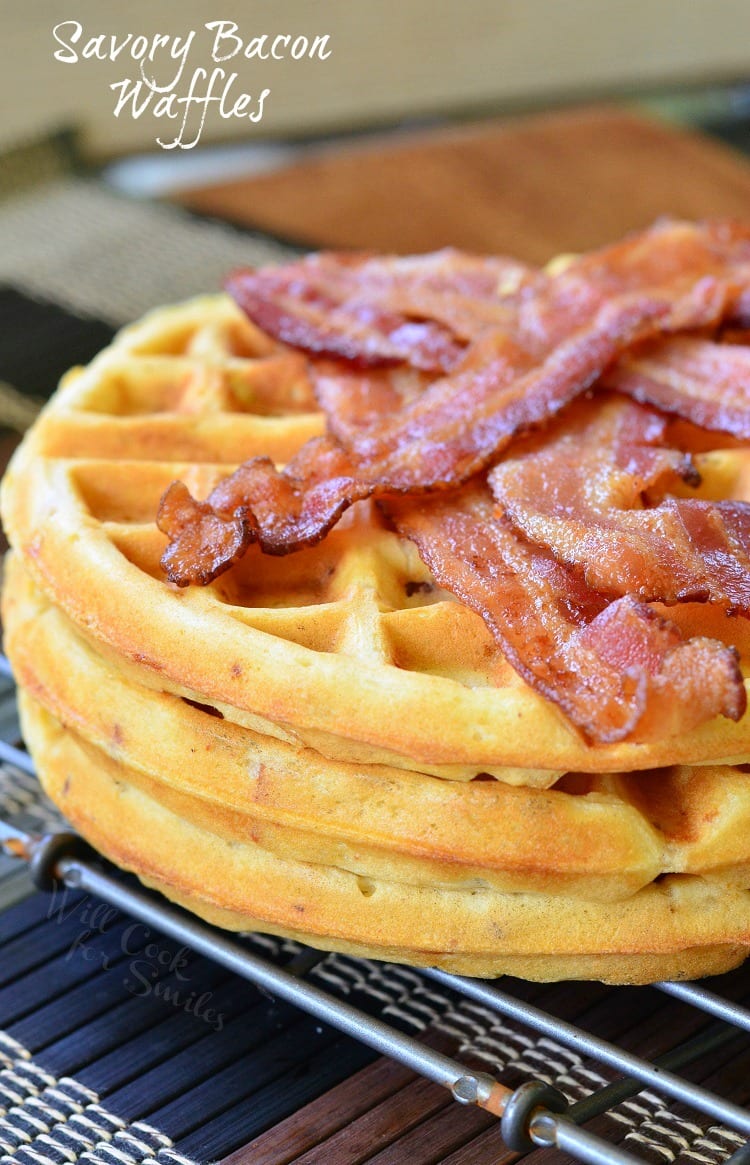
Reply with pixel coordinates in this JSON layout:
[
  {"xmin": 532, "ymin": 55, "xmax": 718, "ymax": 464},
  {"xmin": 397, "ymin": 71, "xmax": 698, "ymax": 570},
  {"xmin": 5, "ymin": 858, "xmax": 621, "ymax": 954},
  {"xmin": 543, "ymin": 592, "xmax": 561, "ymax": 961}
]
[{"xmin": 1, "ymin": 653, "xmax": 750, "ymax": 1165}]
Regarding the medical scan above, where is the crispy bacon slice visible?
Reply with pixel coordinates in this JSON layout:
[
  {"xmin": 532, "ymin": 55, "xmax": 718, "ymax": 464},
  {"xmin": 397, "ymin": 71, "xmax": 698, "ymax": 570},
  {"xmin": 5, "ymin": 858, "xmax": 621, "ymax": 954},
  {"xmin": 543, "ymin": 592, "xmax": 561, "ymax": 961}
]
[
  {"xmin": 161, "ymin": 222, "xmax": 748, "ymax": 585},
  {"xmin": 226, "ymin": 250, "xmax": 533, "ymax": 374},
  {"xmin": 158, "ymin": 482, "xmax": 258, "ymax": 586},
  {"xmin": 160, "ymin": 437, "xmax": 370, "ymax": 585},
  {"xmin": 227, "ymin": 221, "xmax": 750, "ymax": 375},
  {"xmin": 384, "ymin": 486, "xmax": 746, "ymax": 744},
  {"xmin": 528, "ymin": 219, "xmax": 750, "ymax": 334},
  {"xmin": 490, "ymin": 396, "xmax": 750, "ymax": 611},
  {"xmin": 226, "ymin": 222, "xmax": 750, "ymax": 376},
  {"xmin": 604, "ymin": 336, "xmax": 750, "ymax": 438},
  {"xmin": 344, "ymin": 287, "xmax": 717, "ymax": 481}
]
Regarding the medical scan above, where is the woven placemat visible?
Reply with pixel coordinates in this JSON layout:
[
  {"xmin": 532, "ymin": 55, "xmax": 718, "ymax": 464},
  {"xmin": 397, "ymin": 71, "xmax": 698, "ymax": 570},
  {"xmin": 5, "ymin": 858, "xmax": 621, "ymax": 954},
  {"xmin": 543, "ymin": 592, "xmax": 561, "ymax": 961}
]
[
  {"xmin": 0, "ymin": 177, "xmax": 296, "ymax": 329},
  {"xmin": 0, "ymin": 175, "xmax": 748, "ymax": 1164}
]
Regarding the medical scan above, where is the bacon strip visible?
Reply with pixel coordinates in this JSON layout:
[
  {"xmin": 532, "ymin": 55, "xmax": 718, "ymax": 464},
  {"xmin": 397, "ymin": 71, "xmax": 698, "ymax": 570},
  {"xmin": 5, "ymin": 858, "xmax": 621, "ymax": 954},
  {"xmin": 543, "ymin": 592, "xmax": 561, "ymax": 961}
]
[
  {"xmin": 161, "ymin": 222, "xmax": 747, "ymax": 585},
  {"xmin": 604, "ymin": 336, "xmax": 750, "ymax": 438},
  {"xmin": 490, "ymin": 396, "xmax": 750, "ymax": 611},
  {"xmin": 384, "ymin": 486, "xmax": 746, "ymax": 744},
  {"xmin": 228, "ymin": 220, "xmax": 750, "ymax": 371},
  {"xmin": 226, "ymin": 250, "xmax": 532, "ymax": 374}
]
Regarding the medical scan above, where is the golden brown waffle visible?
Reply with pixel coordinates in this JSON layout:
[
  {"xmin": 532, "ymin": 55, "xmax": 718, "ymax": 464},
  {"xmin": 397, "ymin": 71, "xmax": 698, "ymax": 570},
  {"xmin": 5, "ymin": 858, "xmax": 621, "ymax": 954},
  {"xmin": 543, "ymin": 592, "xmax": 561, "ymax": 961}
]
[
  {"xmin": 4, "ymin": 296, "xmax": 750, "ymax": 782},
  {"xmin": 9, "ymin": 573, "xmax": 750, "ymax": 984},
  {"xmin": 5, "ymin": 294, "xmax": 750, "ymax": 982}
]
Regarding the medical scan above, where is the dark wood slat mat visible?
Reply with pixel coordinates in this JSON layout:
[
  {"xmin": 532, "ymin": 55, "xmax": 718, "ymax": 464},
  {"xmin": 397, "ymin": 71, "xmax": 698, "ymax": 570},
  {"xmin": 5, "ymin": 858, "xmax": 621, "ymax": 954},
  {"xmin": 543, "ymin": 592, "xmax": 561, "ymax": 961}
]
[
  {"xmin": 3, "ymin": 871, "xmax": 750, "ymax": 1164},
  {"xmin": 227, "ymin": 1004, "xmax": 750, "ymax": 1165},
  {"xmin": 0, "ymin": 886, "xmax": 380, "ymax": 1159}
]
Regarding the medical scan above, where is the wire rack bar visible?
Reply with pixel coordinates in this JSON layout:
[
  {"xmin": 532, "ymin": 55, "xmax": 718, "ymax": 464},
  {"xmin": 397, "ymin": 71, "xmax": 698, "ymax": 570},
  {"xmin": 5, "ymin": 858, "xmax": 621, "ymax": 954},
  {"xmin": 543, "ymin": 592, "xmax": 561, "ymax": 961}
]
[
  {"xmin": 61, "ymin": 858, "xmax": 486, "ymax": 1100},
  {"xmin": 423, "ymin": 968, "xmax": 750, "ymax": 1136},
  {"xmin": 566, "ymin": 1022, "xmax": 740, "ymax": 1123},
  {"xmin": 536, "ymin": 1111, "xmax": 639, "ymax": 1165},
  {"xmin": 657, "ymin": 979, "xmax": 750, "ymax": 1032}
]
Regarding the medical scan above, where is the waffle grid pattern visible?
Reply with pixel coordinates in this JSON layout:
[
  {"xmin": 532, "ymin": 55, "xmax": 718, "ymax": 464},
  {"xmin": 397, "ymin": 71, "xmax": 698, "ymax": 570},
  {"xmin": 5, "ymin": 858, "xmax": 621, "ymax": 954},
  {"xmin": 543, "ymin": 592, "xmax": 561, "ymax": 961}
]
[{"xmin": 5, "ymin": 295, "xmax": 750, "ymax": 981}]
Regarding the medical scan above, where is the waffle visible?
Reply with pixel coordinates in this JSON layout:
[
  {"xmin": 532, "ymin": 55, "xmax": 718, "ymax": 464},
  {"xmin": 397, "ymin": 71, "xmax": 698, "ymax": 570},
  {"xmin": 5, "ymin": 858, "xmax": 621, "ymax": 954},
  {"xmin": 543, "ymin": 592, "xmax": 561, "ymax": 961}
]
[
  {"xmin": 4, "ymin": 293, "xmax": 750, "ymax": 983},
  {"xmin": 8, "ymin": 572, "xmax": 750, "ymax": 983},
  {"xmin": 4, "ymin": 296, "xmax": 750, "ymax": 782}
]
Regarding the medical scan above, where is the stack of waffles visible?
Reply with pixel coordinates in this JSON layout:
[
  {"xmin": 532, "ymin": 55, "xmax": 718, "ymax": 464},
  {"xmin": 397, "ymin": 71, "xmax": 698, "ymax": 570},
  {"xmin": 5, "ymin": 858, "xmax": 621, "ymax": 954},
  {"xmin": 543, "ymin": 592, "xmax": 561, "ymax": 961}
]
[{"xmin": 4, "ymin": 291, "xmax": 750, "ymax": 984}]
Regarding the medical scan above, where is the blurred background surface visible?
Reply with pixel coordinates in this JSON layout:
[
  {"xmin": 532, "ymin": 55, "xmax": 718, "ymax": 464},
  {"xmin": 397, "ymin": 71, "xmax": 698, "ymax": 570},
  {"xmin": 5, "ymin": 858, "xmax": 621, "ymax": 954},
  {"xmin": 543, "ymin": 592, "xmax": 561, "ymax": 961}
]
[
  {"xmin": 3, "ymin": 0, "xmax": 750, "ymax": 408},
  {"xmin": 3, "ymin": 1, "xmax": 750, "ymax": 189}
]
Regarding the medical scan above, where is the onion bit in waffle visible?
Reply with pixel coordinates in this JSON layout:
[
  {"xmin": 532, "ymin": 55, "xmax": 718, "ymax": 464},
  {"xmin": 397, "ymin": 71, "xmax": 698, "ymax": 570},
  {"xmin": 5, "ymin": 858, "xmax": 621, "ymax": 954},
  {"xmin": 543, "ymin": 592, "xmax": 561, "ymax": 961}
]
[{"xmin": 8, "ymin": 219, "xmax": 750, "ymax": 984}]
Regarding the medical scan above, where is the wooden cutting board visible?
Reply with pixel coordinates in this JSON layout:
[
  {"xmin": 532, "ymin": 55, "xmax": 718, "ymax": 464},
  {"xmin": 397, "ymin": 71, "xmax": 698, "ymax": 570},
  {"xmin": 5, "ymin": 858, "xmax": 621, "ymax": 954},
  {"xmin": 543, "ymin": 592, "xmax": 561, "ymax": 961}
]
[{"xmin": 176, "ymin": 104, "xmax": 750, "ymax": 262}]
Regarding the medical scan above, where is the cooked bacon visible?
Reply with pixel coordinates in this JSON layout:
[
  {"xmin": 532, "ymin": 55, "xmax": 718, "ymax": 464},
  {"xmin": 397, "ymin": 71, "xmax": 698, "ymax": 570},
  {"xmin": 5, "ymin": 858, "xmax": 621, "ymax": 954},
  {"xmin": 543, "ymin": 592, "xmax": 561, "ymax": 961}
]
[
  {"xmin": 384, "ymin": 486, "xmax": 746, "ymax": 743},
  {"xmin": 226, "ymin": 250, "xmax": 532, "ymax": 374},
  {"xmin": 161, "ymin": 222, "xmax": 749, "ymax": 585},
  {"xmin": 158, "ymin": 287, "xmax": 708, "ymax": 581},
  {"xmin": 158, "ymin": 482, "xmax": 257, "ymax": 586},
  {"xmin": 475, "ymin": 217, "xmax": 750, "ymax": 356},
  {"xmin": 156, "ymin": 221, "xmax": 750, "ymax": 742},
  {"xmin": 345, "ymin": 287, "xmax": 718, "ymax": 482},
  {"xmin": 161, "ymin": 437, "xmax": 371, "ymax": 585},
  {"xmin": 604, "ymin": 336, "xmax": 750, "ymax": 438},
  {"xmin": 490, "ymin": 396, "xmax": 750, "ymax": 611},
  {"xmin": 227, "ymin": 222, "xmax": 750, "ymax": 375},
  {"xmin": 311, "ymin": 363, "xmax": 433, "ymax": 444}
]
